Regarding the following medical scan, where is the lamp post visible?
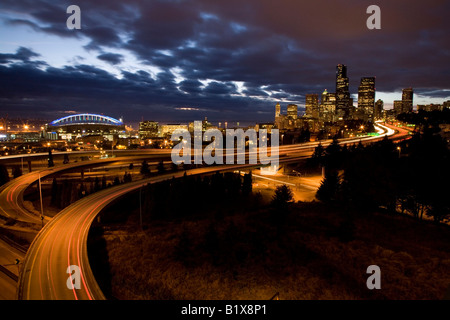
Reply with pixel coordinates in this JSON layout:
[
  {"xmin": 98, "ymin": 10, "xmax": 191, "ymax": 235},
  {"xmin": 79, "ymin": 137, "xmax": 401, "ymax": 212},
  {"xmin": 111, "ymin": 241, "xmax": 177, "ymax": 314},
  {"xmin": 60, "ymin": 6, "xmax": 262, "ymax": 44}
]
[{"xmin": 39, "ymin": 173, "xmax": 44, "ymax": 228}]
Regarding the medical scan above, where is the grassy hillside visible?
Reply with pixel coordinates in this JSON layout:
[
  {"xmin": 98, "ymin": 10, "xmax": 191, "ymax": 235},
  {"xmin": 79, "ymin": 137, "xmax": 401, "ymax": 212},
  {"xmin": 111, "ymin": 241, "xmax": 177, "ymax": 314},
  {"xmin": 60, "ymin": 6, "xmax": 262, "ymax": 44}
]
[{"xmin": 90, "ymin": 197, "xmax": 450, "ymax": 300}]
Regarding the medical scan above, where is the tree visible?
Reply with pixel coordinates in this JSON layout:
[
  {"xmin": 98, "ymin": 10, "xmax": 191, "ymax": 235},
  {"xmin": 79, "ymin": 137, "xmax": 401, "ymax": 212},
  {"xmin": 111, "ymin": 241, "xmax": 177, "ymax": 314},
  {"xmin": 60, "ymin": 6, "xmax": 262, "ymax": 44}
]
[
  {"xmin": 316, "ymin": 171, "xmax": 340, "ymax": 203},
  {"xmin": 242, "ymin": 171, "xmax": 252, "ymax": 196},
  {"xmin": 12, "ymin": 166, "xmax": 22, "ymax": 178},
  {"xmin": 271, "ymin": 184, "xmax": 294, "ymax": 212},
  {"xmin": 123, "ymin": 172, "xmax": 132, "ymax": 183},
  {"xmin": 324, "ymin": 136, "xmax": 342, "ymax": 170},
  {"xmin": 113, "ymin": 177, "xmax": 121, "ymax": 186},
  {"xmin": 94, "ymin": 177, "xmax": 100, "ymax": 192},
  {"xmin": 140, "ymin": 160, "xmax": 150, "ymax": 175},
  {"xmin": 270, "ymin": 185, "xmax": 294, "ymax": 234},
  {"xmin": 157, "ymin": 160, "xmax": 166, "ymax": 174},
  {"xmin": 48, "ymin": 149, "xmax": 54, "ymax": 167},
  {"xmin": 308, "ymin": 143, "xmax": 325, "ymax": 168},
  {"xmin": 0, "ymin": 165, "xmax": 9, "ymax": 186}
]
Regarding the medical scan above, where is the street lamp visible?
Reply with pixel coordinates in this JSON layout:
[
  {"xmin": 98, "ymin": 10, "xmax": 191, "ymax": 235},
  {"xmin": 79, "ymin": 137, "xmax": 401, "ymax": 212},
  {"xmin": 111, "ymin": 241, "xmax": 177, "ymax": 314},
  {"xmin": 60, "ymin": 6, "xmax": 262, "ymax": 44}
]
[{"xmin": 38, "ymin": 173, "xmax": 44, "ymax": 228}]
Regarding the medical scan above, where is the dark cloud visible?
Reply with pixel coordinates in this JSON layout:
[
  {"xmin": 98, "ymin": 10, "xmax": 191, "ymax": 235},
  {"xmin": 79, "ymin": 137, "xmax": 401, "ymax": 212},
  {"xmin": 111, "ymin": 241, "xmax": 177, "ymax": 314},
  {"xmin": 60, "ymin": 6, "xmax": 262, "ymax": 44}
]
[
  {"xmin": 0, "ymin": 47, "xmax": 40, "ymax": 63},
  {"xmin": 97, "ymin": 52, "xmax": 124, "ymax": 65},
  {"xmin": 0, "ymin": 0, "xmax": 449, "ymax": 123}
]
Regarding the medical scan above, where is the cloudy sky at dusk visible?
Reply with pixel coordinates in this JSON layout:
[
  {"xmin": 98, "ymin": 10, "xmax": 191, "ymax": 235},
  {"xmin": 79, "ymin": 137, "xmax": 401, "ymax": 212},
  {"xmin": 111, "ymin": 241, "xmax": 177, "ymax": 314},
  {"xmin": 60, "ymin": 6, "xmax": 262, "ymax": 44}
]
[{"xmin": 0, "ymin": 0, "xmax": 449, "ymax": 125}]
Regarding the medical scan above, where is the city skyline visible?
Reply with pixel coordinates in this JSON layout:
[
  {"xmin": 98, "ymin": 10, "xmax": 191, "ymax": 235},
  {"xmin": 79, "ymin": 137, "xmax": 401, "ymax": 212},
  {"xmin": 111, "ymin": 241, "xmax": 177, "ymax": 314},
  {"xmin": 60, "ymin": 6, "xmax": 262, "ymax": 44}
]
[{"xmin": 1, "ymin": 1, "xmax": 450, "ymax": 124}]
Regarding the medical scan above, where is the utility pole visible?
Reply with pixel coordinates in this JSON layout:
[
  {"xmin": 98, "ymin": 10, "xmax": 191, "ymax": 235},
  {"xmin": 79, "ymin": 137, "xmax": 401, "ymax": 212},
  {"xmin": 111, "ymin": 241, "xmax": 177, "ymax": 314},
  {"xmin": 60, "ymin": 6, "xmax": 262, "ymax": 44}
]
[
  {"xmin": 139, "ymin": 186, "xmax": 142, "ymax": 230},
  {"xmin": 39, "ymin": 173, "xmax": 44, "ymax": 228}
]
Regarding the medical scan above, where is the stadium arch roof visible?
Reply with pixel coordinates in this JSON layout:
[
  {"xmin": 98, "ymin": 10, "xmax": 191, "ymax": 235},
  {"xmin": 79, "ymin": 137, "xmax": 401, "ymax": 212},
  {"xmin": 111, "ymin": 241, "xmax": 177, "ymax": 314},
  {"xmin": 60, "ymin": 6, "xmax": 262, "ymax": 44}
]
[{"xmin": 49, "ymin": 114, "xmax": 123, "ymax": 126}]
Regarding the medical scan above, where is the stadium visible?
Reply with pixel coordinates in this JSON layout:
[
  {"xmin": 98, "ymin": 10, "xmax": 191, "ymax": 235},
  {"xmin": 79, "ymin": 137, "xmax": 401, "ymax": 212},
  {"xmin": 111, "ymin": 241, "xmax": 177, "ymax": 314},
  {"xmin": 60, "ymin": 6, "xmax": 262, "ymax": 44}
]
[{"xmin": 45, "ymin": 113, "xmax": 125, "ymax": 140}]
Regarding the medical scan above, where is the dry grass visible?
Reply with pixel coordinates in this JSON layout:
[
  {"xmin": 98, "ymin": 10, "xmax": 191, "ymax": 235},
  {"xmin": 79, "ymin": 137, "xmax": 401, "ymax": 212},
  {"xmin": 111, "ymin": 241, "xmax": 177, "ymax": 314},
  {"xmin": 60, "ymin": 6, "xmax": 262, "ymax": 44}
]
[{"xmin": 97, "ymin": 202, "xmax": 450, "ymax": 300}]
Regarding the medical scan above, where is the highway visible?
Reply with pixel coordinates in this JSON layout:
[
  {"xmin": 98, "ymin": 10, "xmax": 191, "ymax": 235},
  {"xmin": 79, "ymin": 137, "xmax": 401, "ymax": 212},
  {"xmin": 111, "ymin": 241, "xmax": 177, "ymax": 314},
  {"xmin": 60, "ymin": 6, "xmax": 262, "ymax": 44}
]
[
  {"xmin": 0, "ymin": 153, "xmax": 173, "ymax": 224},
  {"xmin": 0, "ymin": 237, "xmax": 25, "ymax": 300},
  {"xmin": 8, "ymin": 122, "xmax": 409, "ymax": 300},
  {"xmin": 17, "ymin": 163, "xmax": 266, "ymax": 300}
]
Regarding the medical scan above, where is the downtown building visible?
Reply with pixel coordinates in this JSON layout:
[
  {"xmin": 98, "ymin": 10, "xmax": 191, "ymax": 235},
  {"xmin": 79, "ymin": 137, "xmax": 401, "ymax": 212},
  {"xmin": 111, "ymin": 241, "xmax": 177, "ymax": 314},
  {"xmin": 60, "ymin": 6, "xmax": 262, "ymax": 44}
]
[
  {"xmin": 393, "ymin": 88, "xmax": 414, "ymax": 116},
  {"xmin": 319, "ymin": 89, "xmax": 337, "ymax": 122},
  {"xmin": 357, "ymin": 77, "xmax": 376, "ymax": 122},
  {"xmin": 374, "ymin": 99, "xmax": 384, "ymax": 120},
  {"xmin": 305, "ymin": 94, "xmax": 319, "ymax": 118},
  {"xmin": 402, "ymin": 88, "xmax": 414, "ymax": 113},
  {"xmin": 139, "ymin": 120, "xmax": 159, "ymax": 139},
  {"xmin": 335, "ymin": 64, "xmax": 353, "ymax": 120}
]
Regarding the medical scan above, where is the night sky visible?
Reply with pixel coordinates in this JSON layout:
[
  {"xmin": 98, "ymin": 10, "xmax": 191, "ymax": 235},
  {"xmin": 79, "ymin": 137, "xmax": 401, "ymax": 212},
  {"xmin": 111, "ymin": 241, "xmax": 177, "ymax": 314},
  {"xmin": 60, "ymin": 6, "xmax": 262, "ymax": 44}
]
[{"xmin": 0, "ymin": 0, "xmax": 449, "ymax": 126}]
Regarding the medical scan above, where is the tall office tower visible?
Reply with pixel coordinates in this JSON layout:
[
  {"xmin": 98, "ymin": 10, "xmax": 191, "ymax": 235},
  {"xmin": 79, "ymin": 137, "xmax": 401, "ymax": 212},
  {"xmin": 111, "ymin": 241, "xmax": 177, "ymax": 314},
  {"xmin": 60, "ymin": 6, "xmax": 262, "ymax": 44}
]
[
  {"xmin": 443, "ymin": 101, "xmax": 450, "ymax": 110},
  {"xmin": 287, "ymin": 104, "xmax": 298, "ymax": 120},
  {"xmin": 275, "ymin": 103, "xmax": 281, "ymax": 119},
  {"xmin": 402, "ymin": 88, "xmax": 413, "ymax": 113},
  {"xmin": 336, "ymin": 64, "xmax": 351, "ymax": 120},
  {"xmin": 374, "ymin": 99, "xmax": 384, "ymax": 120},
  {"xmin": 139, "ymin": 120, "xmax": 159, "ymax": 139},
  {"xmin": 320, "ymin": 89, "xmax": 337, "ymax": 122},
  {"xmin": 393, "ymin": 100, "xmax": 403, "ymax": 116},
  {"xmin": 305, "ymin": 94, "xmax": 319, "ymax": 118},
  {"xmin": 358, "ymin": 77, "xmax": 376, "ymax": 122}
]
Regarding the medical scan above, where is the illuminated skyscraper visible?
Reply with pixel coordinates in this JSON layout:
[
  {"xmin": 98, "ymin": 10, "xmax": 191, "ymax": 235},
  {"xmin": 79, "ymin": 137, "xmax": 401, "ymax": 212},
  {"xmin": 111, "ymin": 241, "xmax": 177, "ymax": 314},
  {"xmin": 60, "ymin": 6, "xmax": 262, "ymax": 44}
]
[
  {"xmin": 305, "ymin": 94, "xmax": 319, "ymax": 118},
  {"xmin": 402, "ymin": 88, "xmax": 413, "ymax": 113},
  {"xmin": 374, "ymin": 99, "xmax": 384, "ymax": 120},
  {"xmin": 358, "ymin": 77, "xmax": 376, "ymax": 122},
  {"xmin": 139, "ymin": 120, "xmax": 159, "ymax": 139},
  {"xmin": 320, "ymin": 89, "xmax": 336, "ymax": 122},
  {"xmin": 336, "ymin": 64, "xmax": 351, "ymax": 120},
  {"xmin": 275, "ymin": 103, "xmax": 281, "ymax": 119},
  {"xmin": 394, "ymin": 100, "xmax": 403, "ymax": 116},
  {"xmin": 287, "ymin": 104, "xmax": 298, "ymax": 120}
]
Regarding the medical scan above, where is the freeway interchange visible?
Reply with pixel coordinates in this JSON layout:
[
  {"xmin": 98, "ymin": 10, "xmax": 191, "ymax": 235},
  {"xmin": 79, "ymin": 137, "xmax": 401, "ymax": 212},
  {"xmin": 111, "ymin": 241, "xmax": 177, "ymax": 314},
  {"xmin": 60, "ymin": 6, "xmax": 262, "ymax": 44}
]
[{"xmin": 0, "ymin": 122, "xmax": 408, "ymax": 300}]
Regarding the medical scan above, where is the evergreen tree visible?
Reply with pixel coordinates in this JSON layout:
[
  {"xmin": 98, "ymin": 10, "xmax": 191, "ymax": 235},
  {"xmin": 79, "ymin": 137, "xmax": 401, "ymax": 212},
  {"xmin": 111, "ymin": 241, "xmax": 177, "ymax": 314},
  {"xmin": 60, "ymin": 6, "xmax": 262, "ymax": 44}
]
[
  {"xmin": 157, "ymin": 160, "xmax": 166, "ymax": 174},
  {"xmin": 12, "ymin": 166, "xmax": 22, "ymax": 178},
  {"xmin": 242, "ymin": 171, "xmax": 252, "ymax": 196},
  {"xmin": 48, "ymin": 149, "xmax": 54, "ymax": 167},
  {"xmin": 94, "ymin": 177, "xmax": 100, "ymax": 192},
  {"xmin": 271, "ymin": 185, "xmax": 294, "ymax": 212},
  {"xmin": 0, "ymin": 164, "xmax": 10, "ymax": 186},
  {"xmin": 140, "ymin": 160, "xmax": 150, "ymax": 175},
  {"xmin": 316, "ymin": 171, "xmax": 340, "ymax": 203}
]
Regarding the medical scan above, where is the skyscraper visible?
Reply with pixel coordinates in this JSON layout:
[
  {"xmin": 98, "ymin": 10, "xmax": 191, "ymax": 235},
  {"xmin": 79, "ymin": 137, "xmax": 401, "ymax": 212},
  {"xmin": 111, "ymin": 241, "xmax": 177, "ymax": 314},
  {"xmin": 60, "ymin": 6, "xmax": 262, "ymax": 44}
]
[
  {"xmin": 275, "ymin": 103, "xmax": 281, "ymax": 119},
  {"xmin": 402, "ymin": 88, "xmax": 413, "ymax": 113},
  {"xmin": 139, "ymin": 120, "xmax": 159, "ymax": 139},
  {"xmin": 287, "ymin": 104, "xmax": 298, "ymax": 120},
  {"xmin": 335, "ymin": 64, "xmax": 351, "ymax": 120},
  {"xmin": 305, "ymin": 94, "xmax": 319, "ymax": 118},
  {"xmin": 374, "ymin": 99, "xmax": 384, "ymax": 120},
  {"xmin": 394, "ymin": 100, "xmax": 403, "ymax": 116},
  {"xmin": 358, "ymin": 77, "xmax": 376, "ymax": 122},
  {"xmin": 320, "ymin": 89, "xmax": 336, "ymax": 122}
]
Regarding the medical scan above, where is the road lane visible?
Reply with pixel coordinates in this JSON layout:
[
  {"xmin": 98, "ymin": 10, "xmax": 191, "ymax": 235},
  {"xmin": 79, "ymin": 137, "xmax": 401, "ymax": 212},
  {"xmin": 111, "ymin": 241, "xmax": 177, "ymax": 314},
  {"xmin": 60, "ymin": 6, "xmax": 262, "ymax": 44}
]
[{"xmin": 17, "ymin": 123, "xmax": 406, "ymax": 300}]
